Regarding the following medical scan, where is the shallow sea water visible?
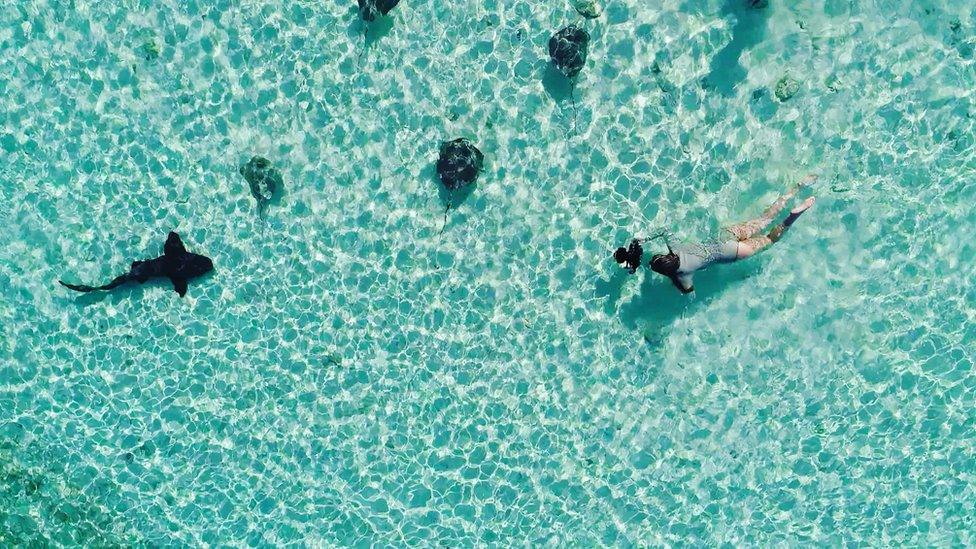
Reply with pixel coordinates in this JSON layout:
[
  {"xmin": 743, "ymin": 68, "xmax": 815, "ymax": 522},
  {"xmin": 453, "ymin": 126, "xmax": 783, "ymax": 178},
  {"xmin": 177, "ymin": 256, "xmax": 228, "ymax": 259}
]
[{"xmin": 1, "ymin": 0, "xmax": 975, "ymax": 545}]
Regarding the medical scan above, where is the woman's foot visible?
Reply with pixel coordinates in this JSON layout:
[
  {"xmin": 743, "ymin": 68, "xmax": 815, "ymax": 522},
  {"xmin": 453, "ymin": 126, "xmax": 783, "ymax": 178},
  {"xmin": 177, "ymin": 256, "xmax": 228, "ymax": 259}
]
[
  {"xmin": 798, "ymin": 174, "xmax": 818, "ymax": 189},
  {"xmin": 783, "ymin": 197, "xmax": 816, "ymax": 228},
  {"xmin": 791, "ymin": 196, "xmax": 816, "ymax": 214},
  {"xmin": 782, "ymin": 176, "xmax": 815, "ymax": 202}
]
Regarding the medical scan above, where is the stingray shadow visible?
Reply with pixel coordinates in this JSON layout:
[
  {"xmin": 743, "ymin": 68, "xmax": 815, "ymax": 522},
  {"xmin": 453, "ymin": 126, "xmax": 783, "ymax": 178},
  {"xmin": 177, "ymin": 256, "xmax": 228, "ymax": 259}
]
[
  {"xmin": 427, "ymin": 163, "xmax": 477, "ymax": 232},
  {"xmin": 542, "ymin": 62, "xmax": 584, "ymax": 132},
  {"xmin": 542, "ymin": 63, "xmax": 576, "ymax": 103},
  {"xmin": 346, "ymin": 9, "xmax": 396, "ymax": 57},
  {"xmin": 616, "ymin": 260, "xmax": 761, "ymax": 346},
  {"xmin": 238, "ymin": 157, "xmax": 287, "ymax": 219},
  {"xmin": 255, "ymin": 173, "xmax": 286, "ymax": 219},
  {"xmin": 703, "ymin": 0, "xmax": 770, "ymax": 96}
]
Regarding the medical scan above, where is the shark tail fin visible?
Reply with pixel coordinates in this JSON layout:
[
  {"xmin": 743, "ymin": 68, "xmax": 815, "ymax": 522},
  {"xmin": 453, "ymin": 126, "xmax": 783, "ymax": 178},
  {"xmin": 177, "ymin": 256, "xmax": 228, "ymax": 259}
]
[
  {"xmin": 59, "ymin": 273, "xmax": 130, "ymax": 293},
  {"xmin": 59, "ymin": 280, "xmax": 98, "ymax": 293}
]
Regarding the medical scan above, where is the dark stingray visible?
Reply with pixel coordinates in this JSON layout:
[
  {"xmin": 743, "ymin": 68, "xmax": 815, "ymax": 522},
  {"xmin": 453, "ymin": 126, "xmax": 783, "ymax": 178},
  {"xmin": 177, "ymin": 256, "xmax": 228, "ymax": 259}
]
[
  {"xmin": 358, "ymin": 0, "xmax": 400, "ymax": 22},
  {"xmin": 437, "ymin": 138, "xmax": 484, "ymax": 191},
  {"xmin": 548, "ymin": 25, "xmax": 590, "ymax": 79},
  {"xmin": 435, "ymin": 138, "xmax": 484, "ymax": 233}
]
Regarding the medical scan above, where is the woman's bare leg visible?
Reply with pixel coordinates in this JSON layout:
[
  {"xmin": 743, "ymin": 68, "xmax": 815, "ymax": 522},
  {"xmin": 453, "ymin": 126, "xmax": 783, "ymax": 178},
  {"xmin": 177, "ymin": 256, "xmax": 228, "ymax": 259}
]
[
  {"xmin": 725, "ymin": 175, "xmax": 817, "ymax": 241},
  {"xmin": 737, "ymin": 197, "xmax": 816, "ymax": 258}
]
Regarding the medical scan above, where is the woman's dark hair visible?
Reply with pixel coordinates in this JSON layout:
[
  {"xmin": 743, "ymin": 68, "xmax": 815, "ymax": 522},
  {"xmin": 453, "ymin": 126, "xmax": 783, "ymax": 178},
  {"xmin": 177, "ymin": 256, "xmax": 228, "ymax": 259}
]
[
  {"xmin": 650, "ymin": 253, "xmax": 679, "ymax": 277},
  {"xmin": 613, "ymin": 247, "xmax": 629, "ymax": 264},
  {"xmin": 614, "ymin": 239, "xmax": 643, "ymax": 273},
  {"xmin": 650, "ymin": 252, "xmax": 693, "ymax": 293}
]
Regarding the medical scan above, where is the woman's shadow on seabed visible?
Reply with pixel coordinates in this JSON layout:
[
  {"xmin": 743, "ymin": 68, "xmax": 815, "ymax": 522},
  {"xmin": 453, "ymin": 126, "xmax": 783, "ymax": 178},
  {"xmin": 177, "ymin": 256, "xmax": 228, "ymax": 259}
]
[{"xmin": 596, "ymin": 260, "xmax": 761, "ymax": 346}]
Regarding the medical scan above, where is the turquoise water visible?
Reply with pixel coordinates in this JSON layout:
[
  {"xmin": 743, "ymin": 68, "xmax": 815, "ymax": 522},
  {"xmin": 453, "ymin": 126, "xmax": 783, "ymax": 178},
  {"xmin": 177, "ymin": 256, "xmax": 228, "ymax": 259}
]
[{"xmin": 1, "ymin": 0, "xmax": 975, "ymax": 545}]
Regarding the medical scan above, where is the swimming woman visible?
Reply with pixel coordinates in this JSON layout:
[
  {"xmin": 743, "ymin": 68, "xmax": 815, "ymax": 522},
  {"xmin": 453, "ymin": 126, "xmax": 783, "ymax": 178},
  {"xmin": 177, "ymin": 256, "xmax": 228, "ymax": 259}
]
[{"xmin": 619, "ymin": 176, "xmax": 816, "ymax": 293}]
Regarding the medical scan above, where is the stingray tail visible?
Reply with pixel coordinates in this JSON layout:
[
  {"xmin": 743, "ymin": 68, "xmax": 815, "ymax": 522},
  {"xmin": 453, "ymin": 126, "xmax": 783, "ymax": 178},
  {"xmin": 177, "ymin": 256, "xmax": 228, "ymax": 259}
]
[
  {"xmin": 359, "ymin": 26, "xmax": 369, "ymax": 64},
  {"xmin": 255, "ymin": 199, "xmax": 271, "ymax": 241},
  {"xmin": 569, "ymin": 80, "xmax": 579, "ymax": 136},
  {"xmin": 59, "ymin": 274, "xmax": 130, "ymax": 293},
  {"xmin": 438, "ymin": 201, "xmax": 452, "ymax": 235}
]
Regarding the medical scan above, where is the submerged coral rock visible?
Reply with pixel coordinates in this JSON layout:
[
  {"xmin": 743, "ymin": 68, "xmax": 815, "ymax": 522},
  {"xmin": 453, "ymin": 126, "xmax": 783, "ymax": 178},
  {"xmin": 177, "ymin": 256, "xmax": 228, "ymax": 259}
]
[
  {"xmin": 141, "ymin": 39, "xmax": 160, "ymax": 61},
  {"xmin": 357, "ymin": 0, "xmax": 400, "ymax": 22},
  {"xmin": 774, "ymin": 75, "xmax": 800, "ymax": 102},
  {"xmin": 573, "ymin": 0, "xmax": 603, "ymax": 19},
  {"xmin": 548, "ymin": 25, "xmax": 590, "ymax": 79},
  {"xmin": 240, "ymin": 156, "xmax": 282, "ymax": 204},
  {"xmin": 437, "ymin": 138, "xmax": 484, "ymax": 190}
]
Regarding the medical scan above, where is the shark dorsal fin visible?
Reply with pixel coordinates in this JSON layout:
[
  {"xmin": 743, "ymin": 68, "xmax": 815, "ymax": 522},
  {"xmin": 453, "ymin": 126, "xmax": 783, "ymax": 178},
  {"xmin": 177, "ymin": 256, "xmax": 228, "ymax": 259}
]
[{"xmin": 164, "ymin": 232, "xmax": 186, "ymax": 256}]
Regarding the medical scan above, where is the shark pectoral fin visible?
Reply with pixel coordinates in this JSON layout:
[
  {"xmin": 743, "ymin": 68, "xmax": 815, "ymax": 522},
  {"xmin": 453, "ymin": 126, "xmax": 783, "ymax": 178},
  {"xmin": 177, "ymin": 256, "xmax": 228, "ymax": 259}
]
[
  {"xmin": 164, "ymin": 232, "xmax": 187, "ymax": 256},
  {"xmin": 171, "ymin": 277, "xmax": 188, "ymax": 297}
]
